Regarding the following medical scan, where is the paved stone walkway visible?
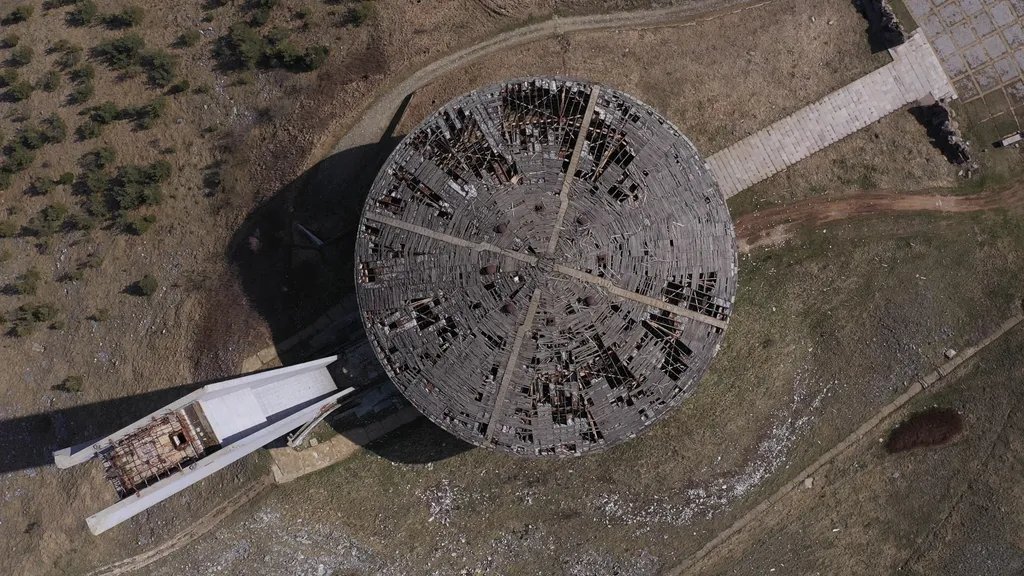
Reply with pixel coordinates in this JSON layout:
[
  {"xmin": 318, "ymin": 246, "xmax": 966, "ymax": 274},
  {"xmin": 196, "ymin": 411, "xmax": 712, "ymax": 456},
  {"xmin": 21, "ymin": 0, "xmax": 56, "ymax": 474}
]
[{"xmin": 708, "ymin": 31, "xmax": 957, "ymax": 198}]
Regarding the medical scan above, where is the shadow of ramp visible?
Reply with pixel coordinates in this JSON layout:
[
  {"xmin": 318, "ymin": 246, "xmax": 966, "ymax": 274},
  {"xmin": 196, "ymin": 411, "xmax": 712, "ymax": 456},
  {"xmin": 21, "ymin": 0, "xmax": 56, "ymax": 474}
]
[{"xmin": 0, "ymin": 383, "xmax": 203, "ymax": 474}]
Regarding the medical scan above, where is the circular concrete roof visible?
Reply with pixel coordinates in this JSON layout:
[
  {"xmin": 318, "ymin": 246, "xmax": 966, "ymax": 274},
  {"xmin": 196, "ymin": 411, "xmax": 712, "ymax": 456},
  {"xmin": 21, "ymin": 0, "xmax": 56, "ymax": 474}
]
[{"xmin": 355, "ymin": 78, "xmax": 737, "ymax": 457}]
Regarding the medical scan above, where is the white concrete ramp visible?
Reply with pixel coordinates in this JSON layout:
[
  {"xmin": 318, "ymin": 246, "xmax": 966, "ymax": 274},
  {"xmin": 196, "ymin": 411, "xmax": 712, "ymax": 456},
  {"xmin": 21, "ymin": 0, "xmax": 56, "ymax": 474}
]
[{"xmin": 709, "ymin": 31, "xmax": 956, "ymax": 198}]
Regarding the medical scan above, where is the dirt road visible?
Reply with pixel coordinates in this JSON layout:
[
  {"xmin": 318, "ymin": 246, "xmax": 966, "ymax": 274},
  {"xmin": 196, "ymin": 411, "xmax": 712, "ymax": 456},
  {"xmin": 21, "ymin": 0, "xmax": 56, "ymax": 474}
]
[
  {"xmin": 736, "ymin": 184, "xmax": 1024, "ymax": 252},
  {"xmin": 326, "ymin": 0, "xmax": 772, "ymax": 157}
]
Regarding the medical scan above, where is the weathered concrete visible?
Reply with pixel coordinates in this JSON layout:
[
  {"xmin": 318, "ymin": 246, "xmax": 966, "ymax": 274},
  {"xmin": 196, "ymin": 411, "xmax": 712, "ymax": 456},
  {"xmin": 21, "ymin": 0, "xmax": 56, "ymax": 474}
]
[{"xmin": 708, "ymin": 31, "xmax": 957, "ymax": 197}]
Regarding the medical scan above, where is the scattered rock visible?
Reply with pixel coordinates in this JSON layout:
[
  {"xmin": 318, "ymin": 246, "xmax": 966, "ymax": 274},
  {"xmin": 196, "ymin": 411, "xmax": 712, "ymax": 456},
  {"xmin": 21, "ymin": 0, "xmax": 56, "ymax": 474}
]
[
  {"xmin": 803, "ymin": 476, "xmax": 813, "ymax": 489},
  {"xmin": 944, "ymin": 348, "xmax": 957, "ymax": 359}
]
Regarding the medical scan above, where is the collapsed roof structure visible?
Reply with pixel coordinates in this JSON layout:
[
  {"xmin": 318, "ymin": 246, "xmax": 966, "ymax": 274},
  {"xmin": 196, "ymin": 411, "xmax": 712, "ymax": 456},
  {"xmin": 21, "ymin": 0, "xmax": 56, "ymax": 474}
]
[{"xmin": 356, "ymin": 77, "xmax": 737, "ymax": 457}]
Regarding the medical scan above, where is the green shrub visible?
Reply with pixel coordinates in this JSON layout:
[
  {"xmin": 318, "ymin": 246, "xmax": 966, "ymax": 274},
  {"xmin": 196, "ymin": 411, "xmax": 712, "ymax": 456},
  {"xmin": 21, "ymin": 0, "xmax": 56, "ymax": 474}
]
[
  {"xmin": 0, "ymin": 172, "xmax": 10, "ymax": 190},
  {"xmin": 60, "ymin": 267, "xmax": 85, "ymax": 282},
  {"xmin": 9, "ymin": 319, "xmax": 36, "ymax": 337},
  {"xmin": 167, "ymin": 78, "xmax": 190, "ymax": 94},
  {"xmin": 90, "ymin": 308, "xmax": 109, "ymax": 321},
  {"xmin": 0, "ymin": 248, "xmax": 10, "ymax": 262},
  {"xmin": 294, "ymin": 7, "xmax": 312, "ymax": 20},
  {"xmin": 80, "ymin": 146, "xmax": 116, "ymax": 171},
  {"xmin": 111, "ymin": 160, "xmax": 171, "ymax": 209},
  {"xmin": 39, "ymin": 70, "xmax": 61, "ymax": 92},
  {"xmin": 76, "ymin": 120, "xmax": 102, "ymax": 140},
  {"xmin": 69, "ymin": 80, "xmax": 94, "ymax": 104},
  {"xmin": 58, "ymin": 171, "xmax": 74, "ymax": 185},
  {"xmin": 66, "ymin": 212, "xmax": 96, "ymax": 230},
  {"xmin": 94, "ymin": 34, "xmax": 145, "ymax": 70},
  {"xmin": 0, "ymin": 219, "xmax": 17, "ymax": 237},
  {"xmin": 68, "ymin": 0, "xmax": 98, "ymax": 26},
  {"xmin": 26, "ymin": 302, "xmax": 58, "ymax": 322},
  {"xmin": 176, "ymin": 29, "xmax": 201, "ymax": 48},
  {"xmin": 68, "ymin": 63, "xmax": 94, "ymax": 82},
  {"xmin": 25, "ymin": 203, "xmax": 68, "ymax": 236},
  {"xmin": 90, "ymin": 101, "xmax": 121, "ymax": 124},
  {"xmin": 10, "ymin": 45, "xmax": 32, "ymax": 66},
  {"xmin": 0, "ymin": 68, "xmax": 18, "ymax": 87},
  {"xmin": 193, "ymin": 82, "xmax": 212, "ymax": 94},
  {"xmin": 8, "ymin": 267, "xmax": 41, "ymax": 295},
  {"xmin": 106, "ymin": 5, "xmax": 144, "ymax": 28},
  {"xmin": 8, "ymin": 80, "xmax": 33, "ymax": 101},
  {"xmin": 14, "ymin": 125, "xmax": 46, "ymax": 149},
  {"xmin": 40, "ymin": 113, "xmax": 67, "ymax": 143},
  {"xmin": 50, "ymin": 319, "xmax": 65, "ymax": 330},
  {"xmin": 132, "ymin": 96, "xmax": 167, "ymax": 129},
  {"xmin": 81, "ymin": 252, "xmax": 103, "ymax": 269},
  {"xmin": 3, "ymin": 5, "xmax": 34, "ymax": 25},
  {"xmin": 55, "ymin": 375, "xmax": 84, "ymax": 393},
  {"xmin": 141, "ymin": 49, "xmax": 176, "ymax": 87},
  {"xmin": 123, "ymin": 213, "xmax": 155, "ymax": 235},
  {"xmin": 53, "ymin": 40, "xmax": 85, "ymax": 68},
  {"xmin": 215, "ymin": 22, "xmax": 265, "ymax": 70},
  {"xmin": 201, "ymin": 12, "xmax": 214, "ymax": 23},
  {"xmin": 30, "ymin": 177, "xmax": 56, "ymax": 196},
  {"xmin": 1, "ymin": 33, "xmax": 19, "ymax": 48},
  {"xmin": 2, "ymin": 144, "xmax": 35, "ymax": 172},
  {"xmin": 135, "ymin": 273, "xmax": 157, "ymax": 296},
  {"xmin": 348, "ymin": 2, "xmax": 375, "ymax": 27}
]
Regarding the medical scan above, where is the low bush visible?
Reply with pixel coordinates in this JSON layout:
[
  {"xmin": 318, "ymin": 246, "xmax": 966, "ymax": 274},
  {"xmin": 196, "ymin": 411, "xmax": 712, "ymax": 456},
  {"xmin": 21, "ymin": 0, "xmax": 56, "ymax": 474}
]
[
  {"xmin": 1, "ymin": 33, "xmax": 19, "ymax": 48},
  {"xmin": 94, "ymin": 34, "xmax": 145, "ymax": 70},
  {"xmin": 140, "ymin": 49, "xmax": 176, "ymax": 87},
  {"xmin": 68, "ymin": 63, "xmax": 94, "ymax": 82},
  {"xmin": 76, "ymin": 120, "xmax": 102, "ymax": 140},
  {"xmin": 135, "ymin": 274, "xmax": 157, "ymax": 296},
  {"xmin": 176, "ymin": 29, "xmax": 201, "ymax": 48},
  {"xmin": 40, "ymin": 113, "xmax": 67, "ymax": 143},
  {"xmin": 54, "ymin": 375, "xmax": 84, "ymax": 393},
  {"xmin": 167, "ymin": 78, "xmax": 190, "ymax": 94},
  {"xmin": 24, "ymin": 203, "xmax": 68, "ymax": 236},
  {"xmin": 55, "ymin": 43, "xmax": 84, "ymax": 68},
  {"xmin": 0, "ymin": 219, "xmax": 17, "ymax": 237},
  {"xmin": 110, "ymin": 160, "xmax": 171, "ymax": 209},
  {"xmin": 38, "ymin": 70, "xmax": 61, "ymax": 92},
  {"xmin": 885, "ymin": 407, "xmax": 964, "ymax": 453},
  {"xmin": 123, "ymin": 213, "xmax": 155, "ymax": 235},
  {"xmin": 68, "ymin": 0, "xmax": 98, "ymax": 26},
  {"xmin": 29, "ymin": 177, "xmax": 56, "ymax": 196},
  {"xmin": 2, "ymin": 144, "xmax": 35, "ymax": 172},
  {"xmin": 106, "ymin": 5, "xmax": 144, "ymax": 28},
  {"xmin": 7, "ymin": 266, "xmax": 41, "ymax": 295},
  {"xmin": 58, "ymin": 171, "xmax": 75, "ymax": 185},
  {"xmin": 69, "ymin": 80, "xmax": 94, "ymax": 104},
  {"xmin": 89, "ymin": 308, "xmax": 109, "ymax": 321},
  {"xmin": 3, "ymin": 5, "xmax": 34, "ymax": 25},
  {"xmin": 80, "ymin": 146, "xmax": 116, "ymax": 170},
  {"xmin": 0, "ymin": 68, "xmax": 17, "ymax": 87},
  {"xmin": 66, "ymin": 212, "xmax": 96, "ymax": 231},
  {"xmin": 131, "ymin": 96, "xmax": 167, "ymax": 129},
  {"xmin": 10, "ymin": 45, "xmax": 32, "ymax": 66},
  {"xmin": 90, "ymin": 101, "xmax": 121, "ymax": 124},
  {"xmin": 8, "ymin": 80, "xmax": 33, "ymax": 101}
]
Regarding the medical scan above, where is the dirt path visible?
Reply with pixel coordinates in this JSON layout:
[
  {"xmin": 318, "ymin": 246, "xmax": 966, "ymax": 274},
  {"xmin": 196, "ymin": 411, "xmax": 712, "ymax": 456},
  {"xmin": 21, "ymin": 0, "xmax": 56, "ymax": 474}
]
[
  {"xmin": 326, "ymin": 0, "xmax": 772, "ymax": 157},
  {"xmin": 736, "ymin": 184, "xmax": 1024, "ymax": 252},
  {"xmin": 84, "ymin": 475, "xmax": 274, "ymax": 576}
]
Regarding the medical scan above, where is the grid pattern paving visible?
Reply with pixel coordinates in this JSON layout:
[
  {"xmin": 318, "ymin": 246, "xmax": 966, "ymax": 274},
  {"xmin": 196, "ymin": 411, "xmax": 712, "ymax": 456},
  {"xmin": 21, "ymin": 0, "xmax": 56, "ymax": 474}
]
[
  {"xmin": 355, "ymin": 78, "xmax": 737, "ymax": 458},
  {"xmin": 906, "ymin": 0, "xmax": 1024, "ymax": 103},
  {"xmin": 708, "ymin": 31, "xmax": 956, "ymax": 197}
]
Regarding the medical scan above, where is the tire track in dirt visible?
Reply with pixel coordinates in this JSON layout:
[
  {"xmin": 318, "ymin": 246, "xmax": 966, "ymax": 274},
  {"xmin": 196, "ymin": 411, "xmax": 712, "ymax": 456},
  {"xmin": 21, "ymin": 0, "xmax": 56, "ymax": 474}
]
[
  {"xmin": 84, "ymin": 475, "xmax": 274, "ymax": 576},
  {"xmin": 736, "ymin": 184, "xmax": 1024, "ymax": 253}
]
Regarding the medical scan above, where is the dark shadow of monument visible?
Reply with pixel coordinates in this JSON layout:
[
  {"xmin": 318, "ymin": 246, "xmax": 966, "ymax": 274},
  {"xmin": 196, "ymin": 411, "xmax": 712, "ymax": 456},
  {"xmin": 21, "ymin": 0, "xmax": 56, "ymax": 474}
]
[{"xmin": 223, "ymin": 93, "xmax": 473, "ymax": 464}]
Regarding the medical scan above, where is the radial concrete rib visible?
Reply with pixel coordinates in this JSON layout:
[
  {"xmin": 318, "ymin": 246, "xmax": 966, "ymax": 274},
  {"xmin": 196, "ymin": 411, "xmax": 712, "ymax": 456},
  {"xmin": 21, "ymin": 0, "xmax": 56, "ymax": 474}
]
[
  {"xmin": 364, "ymin": 212, "xmax": 539, "ymax": 265},
  {"xmin": 485, "ymin": 288, "xmax": 542, "ymax": 441},
  {"xmin": 554, "ymin": 265, "xmax": 729, "ymax": 330},
  {"xmin": 548, "ymin": 87, "xmax": 601, "ymax": 254}
]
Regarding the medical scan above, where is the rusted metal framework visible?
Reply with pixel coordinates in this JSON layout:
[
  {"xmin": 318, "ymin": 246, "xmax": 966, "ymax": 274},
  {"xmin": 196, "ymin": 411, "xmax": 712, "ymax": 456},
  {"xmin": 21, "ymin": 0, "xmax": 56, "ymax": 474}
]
[{"xmin": 356, "ymin": 78, "xmax": 737, "ymax": 457}]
